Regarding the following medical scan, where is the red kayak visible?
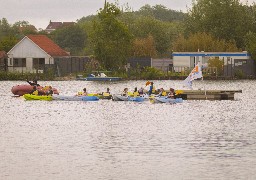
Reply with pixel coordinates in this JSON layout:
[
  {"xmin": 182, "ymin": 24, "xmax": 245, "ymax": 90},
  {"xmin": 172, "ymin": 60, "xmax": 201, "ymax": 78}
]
[{"xmin": 11, "ymin": 84, "xmax": 59, "ymax": 96}]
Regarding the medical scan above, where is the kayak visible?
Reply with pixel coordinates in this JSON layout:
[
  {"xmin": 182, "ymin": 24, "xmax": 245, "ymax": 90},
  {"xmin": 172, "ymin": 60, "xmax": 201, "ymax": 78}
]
[
  {"xmin": 23, "ymin": 94, "xmax": 53, "ymax": 101},
  {"xmin": 52, "ymin": 95, "xmax": 99, "ymax": 101},
  {"xmin": 81, "ymin": 96, "xmax": 99, "ymax": 101},
  {"xmin": 112, "ymin": 94, "xmax": 128, "ymax": 101},
  {"xmin": 150, "ymin": 97, "xmax": 183, "ymax": 104},
  {"xmin": 88, "ymin": 93, "xmax": 112, "ymax": 99},
  {"xmin": 112, "ymin": 95, "xmax": 145, "ymax": 102},
  {"xmin": 127, "ymin": 96, "xmax": 145, "ymax": 102}
]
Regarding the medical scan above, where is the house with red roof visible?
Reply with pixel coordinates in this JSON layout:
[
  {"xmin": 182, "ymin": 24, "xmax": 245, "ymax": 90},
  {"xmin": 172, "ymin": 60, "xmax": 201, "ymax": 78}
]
[
  {"xmin": 45, "ymin": 20, "xmax": 75, "ymax": 34},
  {"xmin": 7, "ymin": 35, "xmax": 70, "ymax": 73}
]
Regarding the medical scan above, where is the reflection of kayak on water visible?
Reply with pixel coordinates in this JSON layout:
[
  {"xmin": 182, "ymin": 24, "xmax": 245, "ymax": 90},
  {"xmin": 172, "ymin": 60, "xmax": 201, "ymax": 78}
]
[{"xmin": 12, "ymin": 84, "xmax": 59, "ymax": 96}]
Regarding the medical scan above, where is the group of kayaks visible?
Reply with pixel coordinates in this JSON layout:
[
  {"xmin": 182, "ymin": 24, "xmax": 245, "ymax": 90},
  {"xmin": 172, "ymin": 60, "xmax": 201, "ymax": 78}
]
[
  {"xmin": 13, "ymin": 83, "xmax": 183, "ymax": 104},
  {"xmin": 23, "ymin": 93, "xmax": 110, "ymax": 102},
  {"xmin": 112, "ymin": 94, "xmax": 183, "ymax": 104},
  {"xmin": 22, "ymin": 93, "xmax": 183, "ymax": 104}
]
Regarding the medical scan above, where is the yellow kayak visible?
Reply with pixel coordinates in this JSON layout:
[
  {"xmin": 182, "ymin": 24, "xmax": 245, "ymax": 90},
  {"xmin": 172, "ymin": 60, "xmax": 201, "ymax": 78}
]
[{"xmin": 23, "ymin": 94, "xmax": 53, "ymax": 101}]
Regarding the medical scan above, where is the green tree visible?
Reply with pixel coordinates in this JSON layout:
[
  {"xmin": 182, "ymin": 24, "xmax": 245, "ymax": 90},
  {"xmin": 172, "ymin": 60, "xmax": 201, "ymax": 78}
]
[
  {"xmin": 208, "ymin": 57, "xmax": 224, "ymax": 76},
  {"xmin": 90, "ymin": 1, "xmax": 133, "ymax": 70},
  {"xmin": 52, "ymin": 24, "xmax": 87, "ymax": 55},
  {"xmin": 131, "ymin": 16, "xmax": 171, "ymax": 56},
  {"xmin": 172, "ymin": 32, "xmax": 240, "ymax": 52},
  {"xmin": 0, "ymin": 35, "xmax": 18, "ymax": 52},
  {"xmin": 245, "ymin": 31, "xmax": 256, "ymax": 60},
  {"xmin": 137, "ymin": 4, "xmax": 185, "ymax": 22},
  {"xmin": 132, "ymin": 34, "xmax": 157, "ymax": 57},
  {"xmin": 0, "ymin": 18, "xmax": 13, "ymax": 40},
  {"xmin": 185, "ymin": 0, "xmax": 253, "ymax": 48}
]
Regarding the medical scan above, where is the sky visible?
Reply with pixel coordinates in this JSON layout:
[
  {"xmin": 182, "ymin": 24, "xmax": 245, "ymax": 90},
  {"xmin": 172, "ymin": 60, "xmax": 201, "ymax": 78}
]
[{"xmin": 1, "ymin": 0, "xmax": 255, "ymax": 30}]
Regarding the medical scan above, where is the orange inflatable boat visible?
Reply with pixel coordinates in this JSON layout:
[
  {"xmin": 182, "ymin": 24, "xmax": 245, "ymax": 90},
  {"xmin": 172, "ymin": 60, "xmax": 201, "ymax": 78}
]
[{"xmin": 11, "ymin": 84, "xmax": 59, "ymax": 96}]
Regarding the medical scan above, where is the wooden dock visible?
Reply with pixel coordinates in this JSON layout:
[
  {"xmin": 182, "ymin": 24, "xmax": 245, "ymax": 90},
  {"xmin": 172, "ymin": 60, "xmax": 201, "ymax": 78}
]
[{"xmin": 177, "ymin": 90, "xmax": 242, "ymax": 100}]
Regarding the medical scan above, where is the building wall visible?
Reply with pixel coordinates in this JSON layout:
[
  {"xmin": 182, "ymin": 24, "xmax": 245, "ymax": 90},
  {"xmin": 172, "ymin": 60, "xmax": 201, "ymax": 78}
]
[
  {"xmin": 7, "ymin": 37, "xmax": 53, "ymax": 73},
  {"xmin": 128, "ymin": 57, "xmax": 152, "ymax": 69},
  {"xmin": 152, "ymin": 58, "xmax": 172, "ymax": 71},
  {"xmin": 173, "ymin": 52, "xmax": 250, "ymax": 68}
]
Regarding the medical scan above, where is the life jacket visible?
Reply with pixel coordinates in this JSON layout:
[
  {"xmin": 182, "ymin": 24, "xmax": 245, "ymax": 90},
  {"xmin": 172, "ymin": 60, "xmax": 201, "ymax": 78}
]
[
  {"xmin": 162, "ymin": 91, "xmax": 167, "ymax": 96},
  {"xmin": 133, "ymin": 91, "xmax": 139, "ymax": 97},
  {"xmin": 152, "ymin": 86, "xmax": 156, "ymax": 93},
  {"xmin": 103, "ymin": 92, "xmax": 110, "ymax": 96},
  {"xmin": 32, "ymin": 90, "xmax": 39, "ymax": 95}
]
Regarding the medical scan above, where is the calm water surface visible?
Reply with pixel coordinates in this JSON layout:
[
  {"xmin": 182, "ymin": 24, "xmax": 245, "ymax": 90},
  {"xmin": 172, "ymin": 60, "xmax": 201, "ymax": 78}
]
[{"xmin": 0, "ymin": 80, "xmax": 255, "ymax": 180}]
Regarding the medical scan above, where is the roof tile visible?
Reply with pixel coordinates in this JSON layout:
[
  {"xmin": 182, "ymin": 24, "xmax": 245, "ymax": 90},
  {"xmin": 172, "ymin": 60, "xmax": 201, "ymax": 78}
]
[{"xmin": 27, "ymin": 35, "xmax": 69, "ymax": 57}]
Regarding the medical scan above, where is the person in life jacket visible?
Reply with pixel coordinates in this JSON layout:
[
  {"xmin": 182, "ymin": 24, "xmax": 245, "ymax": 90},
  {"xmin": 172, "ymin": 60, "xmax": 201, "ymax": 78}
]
[
  {"xmin": 102, "ymin": 88, "xmax": 111, "ymax": 97},
  {"xmin": 148, "ymin": 82, "xmax": 156, "ymax": 95},
  {"xmin": 157, "ymin": 88, "xmax": 166, "ymax": 96},
  {"xmin": 138, "ymin": 87, "xmax": 144, "ymax": 95},
  {"xmin": 77, "ymin": 88, "xmax": 88, "ymax": 96},
  {"xmin": 133, "ymin": 87, "xmax": 139, "ymax": 97},
  {"xmin": 167, "ymin": 88, "xmax": 175, "ymax": 99},
  {"xmin": 46, "ymin": 86, "xmax": 53, "ymax": 96},
  {"xmin": 148, "ymin": 82, "xmax": 153, "ymax": 95},
  {"xmin": 29, "ymin": 85, "xmax": 39, "ymax": 95},
  {"xmin": 122, "ymin": 88, "xmax": 128, "ymax": 96}
]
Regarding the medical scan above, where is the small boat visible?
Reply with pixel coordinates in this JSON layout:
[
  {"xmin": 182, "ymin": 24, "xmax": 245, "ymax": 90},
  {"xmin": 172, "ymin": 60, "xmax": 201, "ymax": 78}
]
[
  {"xmin": 23, "ymin": 94, "xmax": 53, "ymax": 101},
  {"xmin": 76, "ymin": 71, "xmax": 122, "ymax": 81},
  {"xmin": 150, "ymin": 97, "xmax": 183, "ymax": 104},
  {"xmin": 11, "ymin": 84, "xmax": 59, "ymax": 96},
  {"xmin": 52, "ymin": 95, "xmax": 99, "ymax": 101}
]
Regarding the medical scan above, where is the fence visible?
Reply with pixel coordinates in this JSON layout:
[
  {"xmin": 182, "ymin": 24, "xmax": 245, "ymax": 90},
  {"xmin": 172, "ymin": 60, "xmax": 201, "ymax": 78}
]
[
  {"xmin": 0, "ymin": 56, "xmax": 90, "ymax": 76},
  {"xmin": 54, "ymin": 56, "xmax": 89, "ymax": 76},
  {"xmin": 169, "ymin": 66, "xmax": 218, "ymax": 77}
]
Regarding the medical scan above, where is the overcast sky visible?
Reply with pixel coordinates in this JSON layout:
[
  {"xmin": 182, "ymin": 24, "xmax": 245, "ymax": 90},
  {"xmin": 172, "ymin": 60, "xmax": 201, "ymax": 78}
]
[{"xmin": 1, "ymin": 0, "xmax": 255, "ymax": 30}]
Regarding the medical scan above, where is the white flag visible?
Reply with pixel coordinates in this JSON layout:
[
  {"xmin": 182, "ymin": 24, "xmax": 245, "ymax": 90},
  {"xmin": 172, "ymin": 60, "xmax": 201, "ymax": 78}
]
[{"xmin": 183, "ymin": 63, "xmax": 203, "ymax": 89}]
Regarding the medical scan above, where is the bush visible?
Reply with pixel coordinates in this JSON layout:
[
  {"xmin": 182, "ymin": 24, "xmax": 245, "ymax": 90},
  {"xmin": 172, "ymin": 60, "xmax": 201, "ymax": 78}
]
[
  {"xmin": 234, "ymin": 69, "xmax": 245, "ymax": 79},
  {"xmin": 0, "ymin": 71, "xmax": 55, "ymax": 81},
  {"xmin": 140, "ymin": 67, "xmax": 165, "ymax": 79}
]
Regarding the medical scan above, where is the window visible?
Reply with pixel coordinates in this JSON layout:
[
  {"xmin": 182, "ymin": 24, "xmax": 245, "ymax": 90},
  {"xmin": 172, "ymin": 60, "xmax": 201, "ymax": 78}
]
[
  {"xmin": 33, "ymin": 58, "xmax": 45, "ymax": 69},
  {"xmin": 13, "ymin": 58, "xmax": 26, "ymax": 67}
]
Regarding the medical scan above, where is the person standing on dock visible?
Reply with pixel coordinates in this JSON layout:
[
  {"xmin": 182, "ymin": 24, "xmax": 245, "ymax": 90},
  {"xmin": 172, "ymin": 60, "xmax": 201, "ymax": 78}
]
[{"xmin": 148, "ymin": 82, "xmax": 154, "ymax": 95}]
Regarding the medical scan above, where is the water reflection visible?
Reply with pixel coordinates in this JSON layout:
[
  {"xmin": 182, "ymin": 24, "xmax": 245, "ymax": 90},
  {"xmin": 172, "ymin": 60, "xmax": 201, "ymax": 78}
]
[{"xmin": 0, "ymin": 80, "xmax": 256, "ymax": 180}]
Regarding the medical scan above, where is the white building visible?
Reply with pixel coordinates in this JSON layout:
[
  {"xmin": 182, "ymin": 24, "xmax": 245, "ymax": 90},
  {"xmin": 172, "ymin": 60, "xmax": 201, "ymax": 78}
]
[
  {"xmin": 7, "ymin": 35, "xmax": 69, "ymax": 73},
  {"xmin": 173, "ymin": 52, "xmax": 250, "ymax": 68}
]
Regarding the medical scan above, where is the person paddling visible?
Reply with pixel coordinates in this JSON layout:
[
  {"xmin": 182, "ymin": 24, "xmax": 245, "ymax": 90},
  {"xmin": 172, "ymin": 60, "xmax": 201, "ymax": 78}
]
[
  {"xmin": 29, "ymin": 85, "xmax": 39, "ymax": 95},
  {"xmin": 27, "ymin": 79, "xmax": 40, "ymax": 86}
]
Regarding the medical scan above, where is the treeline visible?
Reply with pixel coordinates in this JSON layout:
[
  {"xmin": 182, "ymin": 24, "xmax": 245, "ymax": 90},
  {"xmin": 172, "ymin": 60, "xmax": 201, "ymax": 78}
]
[{"xmin": 1, "ymin": 0, "xmax": 256, "ymax": 71}]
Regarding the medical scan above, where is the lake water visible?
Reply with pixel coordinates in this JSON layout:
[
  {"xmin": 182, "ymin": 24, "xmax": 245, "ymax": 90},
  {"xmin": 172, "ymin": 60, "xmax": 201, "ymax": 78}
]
[{"xmin": 0, "ymin": 80, "xmax": 256, "ymax": 180}]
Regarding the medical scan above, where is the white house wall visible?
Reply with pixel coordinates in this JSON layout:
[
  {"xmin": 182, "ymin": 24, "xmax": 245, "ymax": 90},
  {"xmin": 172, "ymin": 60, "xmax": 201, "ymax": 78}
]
[
  {"xmin": 7, "ymin": 37, "xmax": 54, "ymax": 73},
  {"xmin": 8, "ymin": 37, "xmax": 50, "ymax": 59},
  {"xmin": 173, "ymin": 56, "xmax": 191, "ymax": 67}
]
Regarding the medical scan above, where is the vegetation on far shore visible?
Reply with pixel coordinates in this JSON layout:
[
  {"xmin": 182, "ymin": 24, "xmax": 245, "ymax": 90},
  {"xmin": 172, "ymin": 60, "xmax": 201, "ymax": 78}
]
[{"xmin": 1, "ymin": 0, "xmax": 256, "ymax": 78}]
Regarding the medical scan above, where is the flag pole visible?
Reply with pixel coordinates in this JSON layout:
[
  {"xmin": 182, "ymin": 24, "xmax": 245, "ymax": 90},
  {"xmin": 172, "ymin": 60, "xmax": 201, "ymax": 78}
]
[{"xmin": 201, "ymin": 63, "xmax": 207, "ymax": 100}]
